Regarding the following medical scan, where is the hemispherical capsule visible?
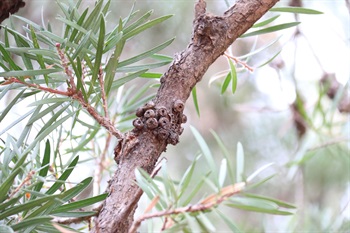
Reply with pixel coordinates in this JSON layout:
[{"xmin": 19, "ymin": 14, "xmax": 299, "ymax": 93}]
[
  {"xmin": 156, "ymin": 106, "xmax": 168, "ymax": 117},
  {"xmin": 181, "ymin": 114, "xmax": 187, "ymax": 124},
  {"xmin": 146, "ymin": 117, "xmax": 158, "ymax": 129},
  {"xmin": 158, "ymin": 117, "xmax": 170, "ymax": 128},
  {"xmin": 144, "ymin": 100, "xmax": 155, "ymax": 110},
  {"xmin": 173, "ymin": 99, "xmax": 184, "ymax": 112},
  {"xmin": 135, "ymin": 107, "xmax": 145, "ymax": 117},
  {"xmin": 132, "ymin": 118, "xmax": 144, "ymax": 129},
  {"xmin": 144, "ymin": 109, "xmax": 156, "ymax": 118}
]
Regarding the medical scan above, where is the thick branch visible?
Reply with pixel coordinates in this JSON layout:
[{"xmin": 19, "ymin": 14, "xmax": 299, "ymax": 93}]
[{"xmin": 92, "ymin": 0, "xmax": 279, "ymax": 232}]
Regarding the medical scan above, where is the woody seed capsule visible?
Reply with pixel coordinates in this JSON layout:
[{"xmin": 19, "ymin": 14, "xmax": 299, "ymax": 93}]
[
  {"xmin": 144, "ymin": 100, "xmax": 155, "ymax": 110},
  {"xmin": 173, "ymin": 99, "xmax": 184, "ymax": 112},
  {"xmin": 132, "ymin": 118, "xmax": 144, "ymax": 129},
  {"xmin": 144, "ymin": 109, "xmax": 156, "ymax": 118},
  {"xmin": 146, "ymin": 118, "xmax": 158, "ymax": 129},
  {"xmin": 136, "ymin": 107, "xmax": 145, "ymax": 117}
]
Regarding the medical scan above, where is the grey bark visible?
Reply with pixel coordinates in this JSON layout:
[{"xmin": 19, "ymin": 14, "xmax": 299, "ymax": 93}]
[{"xmin": 92, "ymin": 0, "xmax": 279, "ymax": 232}]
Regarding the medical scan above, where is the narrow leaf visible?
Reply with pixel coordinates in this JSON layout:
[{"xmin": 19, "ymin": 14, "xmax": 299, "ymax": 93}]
[
  {"xmin": 10, "ymin": 216, "xmax": 53, "ymax": 231},
  {"xmin": 252, "ymin": 15, "xmax": 280, "ymax": 28},
  {"xmin": 270, "ymin": 7, "xmax": 323, "ymax": 14},
  {"xmin": 221, "ymin": 72, "xmax": 231, "ymax": 94},
  {"xmin": 52, "ymin": 193, "xmax": 107, "ymax": 213},
  {"xmin": 241, "ymin": 22, "xmax": 300, "ymax": 38},
  {"xmin": 92, "ymin": 17, "xmax": 105, "ymax": 82},
  {"xmin": 45, "ymin": 156, "xmax": 79, "ymax": 195},
  {"xmin": 192, "ymin": 87, "xmax": 200, "ymax": 117}
]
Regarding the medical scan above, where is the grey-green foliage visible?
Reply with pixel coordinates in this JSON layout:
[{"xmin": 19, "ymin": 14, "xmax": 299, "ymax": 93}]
[
  {"xmin": 0, "ymin": 0, "xmax": 173, "ymax": 232},
  {"xmin": 135, "ymin": 127, "xmax": 296, "ymax": 232},
  {"xmin": 0, "ymin": 0, "xmax": 336, "ymax": 232}
]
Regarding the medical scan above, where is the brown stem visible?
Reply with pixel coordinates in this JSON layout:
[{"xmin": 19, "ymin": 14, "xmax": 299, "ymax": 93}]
[{"xmin": 92, "ymin": 0, "xmax": 279, "ymax": 232}]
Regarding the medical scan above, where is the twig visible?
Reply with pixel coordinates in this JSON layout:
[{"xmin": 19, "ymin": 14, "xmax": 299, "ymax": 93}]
[
  {"xmin": 128, "ymin": 182, "xmax": 245, "ymax": 233},
  {"xmin": 224, "ymin": 52, "xmax": 254, "ymax": 72},
  {"xmin": 8, "ymin": 170, "xmax": 35, "ymax": 199},
  {"xmin": 72, "ymin": 92, "xmax": 123, "ymax": 139},
  {"xmin": 56, "ymin": 43, "xmax": 76, "ymax": 90},
  {"xmin": 6, "ymin": 78, "xmax": 70, "ymax": 96},
  {"xmin": 55, "ymin": 215, "xmax": 94, "ymax": 225}
]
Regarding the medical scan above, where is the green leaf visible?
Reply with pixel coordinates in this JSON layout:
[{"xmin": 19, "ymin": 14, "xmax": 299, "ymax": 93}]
[
  {"xmin": 10, "ymin": 216, "xmax": 53, "ymax": 231},
  {"xmin": 252, "ymin": 15, "xmax": 280, "ymax": 28},
  {"xmin": 81, "ymin": 0, "xmax": 104, "ymax": 32},
  {"xmin": 30, "ymin": 26, "xmax": 49, "ymax": 84},
  {"xmin": 68, "ymin": 8, "xmax": 89, "ymax": 43},
  {"xmin": 71, "ymin": 30, "xmax": 93, "ymax": 60},
  {"xmin": 34, "ymin": 105, "xmax": 73, "ymax": 140},
  {"xmin": 0, "ymin": 68, "xmax": 62, "ymax": 78},
  {"xmin": 66, "ymin": 128, "xmax": 99, "ymax": 153},
  {"xmin": 0, "ymin": 167, "xmax": 22, "ymax": 203},
  {"xmin": 116, "ymin": 61, "xmax": 170, "ymax": 73},
  {"xmin": 0, "ymin": 194, "xmax": 60, "ymax": 220},
  {"xmin": 210, "ymin": 130, "xmax": 235, "ymax": 184},
  {"xmin": 0, "ymin": 43, "xmax": 22, "ymax": 70},
  {"xmin": 60, "ymin": 177, "xmax": 92, "ymax": 202},
  {"xmin": 150, "ymin": 54, "xmax": 173, "ymax": 62},
  {"xmin": 111, "ymin": 69, "xmax": 148, "ymax": 89},
  {"xmin": 178, "ymin": 155, "xmax": 200, "ymax": 200},
  {"xmin": 192, "ymin": 87, "xmax": 200, "ymax": 117},
  {"xmin": 45, "ymin": 156, "xmax": 79, "ymax": 195},
  {"xmin": 270, "ymin": 7, "xmax": 323, "ymax": 14},
  {"xmin": 52, "ymin": 193, "xmax": 107, "ymax": 213},
  {"xmin": 28, "ymin": 98, "xmax": 70, "ymax": 106},
  {"xmin": 241, "ymin": 22, "xmax": 300, "ymax": 38},
  {"xmin": 257, "ymin": 50, "xmax": 281, "ymax": 68},
  {"xmin": 243, "ymin": 193, "xmax": 296, "ymax": 209},
  {"xmin": 33, "ymin": 140, "xmax": 51, "ymax": 192},
  {"xmin": 52, "ymin": 211, "xmax": 97, "ymax": 218},
  {"xmin": 215, "ymin": 209, "xmax": 243, "ymax": 233},
  {"xmin": 103, "ymin": 31, "xmax": 123, "ymax": 53},
  {"xmin": 246, "ymin": 163, "xmax": 274, "ymax": 183},
  {"xmin": 104, "ymin": 37, "xmax": 125, "ymax": 96},
  {"xmin": 221, "ymin": 72, "xmax": 231, "ymax": 94},
  {"xmin": 139, "ymin": 72, "xmax": 162, "ymax": 79},
  {"xmin": 27, "ymin": 102, "xmax": 68, "ymax": 124},
  {"xmin": 91, "ymin": 17, "xmax": 105, "ymax": 82},
  {"xmin": 227, "ymin": 197, "xmax": 294, "ymax": 215},
  {"xmin": 118, "ymin": 38, "xmax": 174, "ymax": 67},
  {"xmin": 0, "ymin": 89, "xmax": 25, "ymax": 124},
  {"xmin": 123, "ymin": 15, "xmax": 173, "ymax": 40},
  {"xmin": 0, "ymin": 195, "xmax": 23, "ymax": 212},
  {"xmin": 123, "ymin": 10, "xmax": 153, "ymax": 34},
  {"xmin": 190, "ymin": 127, "xmax": 220, "ymax": 191}
]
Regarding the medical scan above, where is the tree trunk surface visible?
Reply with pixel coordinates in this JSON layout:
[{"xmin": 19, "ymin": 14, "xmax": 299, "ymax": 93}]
[{"xmin": 92, "ymin": 0, "xmax": 279, "ymax": 232}]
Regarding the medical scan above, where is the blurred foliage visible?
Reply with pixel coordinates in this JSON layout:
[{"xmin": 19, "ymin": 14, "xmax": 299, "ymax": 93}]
[{"xmin": 0, "ymin": 0, "xmax": 349, "ymax": 232}]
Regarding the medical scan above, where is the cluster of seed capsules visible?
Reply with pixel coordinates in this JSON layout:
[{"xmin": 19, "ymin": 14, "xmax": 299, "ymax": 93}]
[{"xmin": 133, "ymin": 99, "xmax": 187, "ymax": 145}]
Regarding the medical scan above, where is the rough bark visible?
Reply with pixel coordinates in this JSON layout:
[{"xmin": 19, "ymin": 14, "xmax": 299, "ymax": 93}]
[{"xmin": 92, "ymin": 0, "xmax": 279, "ymax": 232}]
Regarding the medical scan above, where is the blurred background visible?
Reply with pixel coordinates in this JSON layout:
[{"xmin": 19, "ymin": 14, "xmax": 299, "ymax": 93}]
[{"xmin": 1, "ymin": 0, "xmax": 349, "ymax": 232}]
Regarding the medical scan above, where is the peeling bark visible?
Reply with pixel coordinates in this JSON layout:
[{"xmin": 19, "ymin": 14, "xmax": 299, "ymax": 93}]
[{"xmin": 92, "ymin": 0, "xmax": 279, "ymax": 232}]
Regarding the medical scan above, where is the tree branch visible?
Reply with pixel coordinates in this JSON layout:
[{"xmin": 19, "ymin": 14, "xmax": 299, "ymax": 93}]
[{"xmin": 92, "ymin": 0, "xmax": 279, "ymax": 232}]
